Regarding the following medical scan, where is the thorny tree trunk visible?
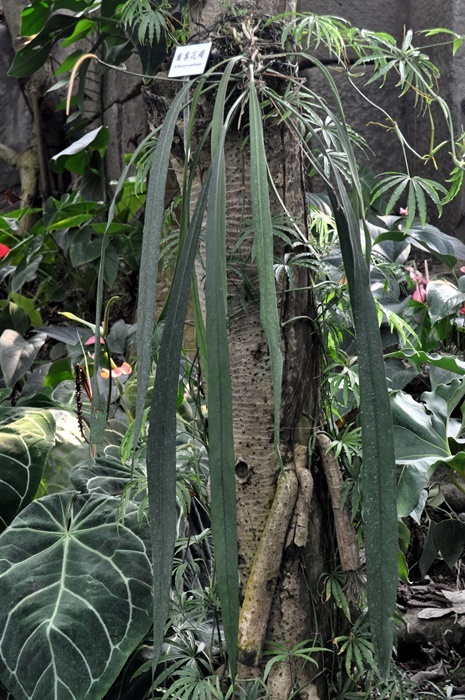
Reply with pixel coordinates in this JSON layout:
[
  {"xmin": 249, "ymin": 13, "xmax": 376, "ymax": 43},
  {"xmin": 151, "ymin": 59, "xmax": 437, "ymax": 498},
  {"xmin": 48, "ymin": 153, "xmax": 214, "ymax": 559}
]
[{"xmin": 147, "ymin": 1, "xmax": 332, "ymax": 696}]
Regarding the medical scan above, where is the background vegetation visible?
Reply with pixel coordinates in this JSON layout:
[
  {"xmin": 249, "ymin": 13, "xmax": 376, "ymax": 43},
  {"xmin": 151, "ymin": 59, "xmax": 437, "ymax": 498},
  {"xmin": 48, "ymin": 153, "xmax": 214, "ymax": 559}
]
[{"xmin": 0, "ymin": 1, "xmax": 465, "ymax": 698}]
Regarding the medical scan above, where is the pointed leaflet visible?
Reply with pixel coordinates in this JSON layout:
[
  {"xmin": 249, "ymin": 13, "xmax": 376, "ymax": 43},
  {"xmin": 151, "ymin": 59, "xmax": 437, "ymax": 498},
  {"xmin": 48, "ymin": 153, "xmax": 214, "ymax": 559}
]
[
  {"xmin": 145, "ymin": 171, "xmax": 211, "ymax": 673},
  {"xmin": 205, "ymin": 76, "xmax": 244, "ymax": 676},
  {"xmin": 248, "ymin": 69, "xmax": 283, "ymax": 462},
  {"xmin": 329, "ymin": 189, "xmax": 397, "ymax": 678}
]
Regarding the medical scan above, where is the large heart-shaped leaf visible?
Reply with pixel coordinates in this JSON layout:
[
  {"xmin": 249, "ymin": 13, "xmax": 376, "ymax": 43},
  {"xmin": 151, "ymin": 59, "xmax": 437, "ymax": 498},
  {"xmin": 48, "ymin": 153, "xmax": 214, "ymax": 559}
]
[
  {"xmin": 420, "ymin": 519, "xmax": 465, "ymax": 575},
  {"xmin": 372, "ymin": 218, "xmax": 465, "ymax": 269},
  {"xmin": 392, "ymin": 378, "xmax": 465, "ymax": 515},
  {"xmin": 0, "ymin": 407, "xmax": 56, "ymax": 526},
  {"xmin": 426, "ymin": 279, "xmax": 464, "ymax": 324},
  {"xmin": 0, "ymin": 330, "xmax": 47, "ymax": 387},
  {"xmin": 71, "ymin": 455, "xmax": 137, "ymax": 497},
  {"xmin": 0, "ymin": 492, "xmax": 152, "ymax": 700}
]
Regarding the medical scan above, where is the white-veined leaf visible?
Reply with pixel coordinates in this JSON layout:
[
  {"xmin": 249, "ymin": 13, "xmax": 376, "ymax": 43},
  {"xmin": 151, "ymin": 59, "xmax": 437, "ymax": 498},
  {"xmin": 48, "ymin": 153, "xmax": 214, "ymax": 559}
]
[{"xmin": 0, "ymin": 492, "xmax": 152, "ymax": 700}]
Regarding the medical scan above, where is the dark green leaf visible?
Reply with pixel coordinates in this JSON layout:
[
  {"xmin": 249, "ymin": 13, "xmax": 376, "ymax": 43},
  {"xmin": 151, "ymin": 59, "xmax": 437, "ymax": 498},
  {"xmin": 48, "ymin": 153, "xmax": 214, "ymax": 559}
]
[
  {"xmin": 249, "ymin": 71, "xmax": 283, "ymax": 464},
  {"xmin": 204, "ymin": 70, "xmax": 243, "ymax": 677},
  {"xmin": 9, "ymin": 14, "xmax": 80, "ymax": 78},
  {"xmin": 146, "ymin": 169, "xmax": 210, "ymax": 672},
  {"xmin": 0, "ymin": 492, "xmax": 152, "ymax": 700},
  {"xmin": 0, "ymin": 407, "xmax": 55, "ymax": 525},
  {"xmin": 433, "ymin": 519, "xmax": 465, "ymax": 569},
  {"xmin": 330, "ymin": 191, "xmax": 397, "ymax": 678},
  {"xmin": 133, "ymin": 81, "xmax": 191, "ymax": 452},
  {"xmin": 420, "ymin": 519, "xmax": 465, "ymax": 575},
  {"xmin": 0, "ymin": 330, "xmax": 46, "ymax": 387}
]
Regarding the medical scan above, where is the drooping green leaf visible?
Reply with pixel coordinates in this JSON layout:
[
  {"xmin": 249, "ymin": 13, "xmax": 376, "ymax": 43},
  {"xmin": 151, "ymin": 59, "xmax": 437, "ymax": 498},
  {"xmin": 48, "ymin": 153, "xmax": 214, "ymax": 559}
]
[
  {"xmin": 373, "ymin": 217, "xmax": 465, "ymax": 270},
  {"xmin": 249, "ymin": 69, "xmax": 283, "ymax": 465},
  {"xmin": 391, "ymin": 379, "xmax": 465, "ymax": 508},
  {"xmin": 9, "ymin": 13, "xmax": 81, "ymax": 78},
  {"xmin": 132, "ymin": 80, "xmax": 192, "ymax": 452},
  {"xmin": 145, "ymin": 169, "xmax": 210, "ymax": 672},
  {"xmin": 0, "ymin": 407, "xmax": 55, "ymax": 526},
  {"xmin": 387, "ymin": 349, "xmax": 465, "ymax": 376},
  {"xmin": 204, "ymin": 76, "xmax": 244, "ymax": 677},
  {"xmin": 397, "ymin": 459, "xmax": 433, "ymax": 517},
  {"xmin": 330, "ymin": 191, "xmax": 397, "ymax": 678},
  {"xmin": 0, "ymin": 492, "xmax": 152, "ymax": 700},
  {"xmin": 426, "ymin": 279, "xmax": 464, "ymax": 324},
  {"xmin": 50, "ymin": 127, "xmax": 110, "ymax": 173},
  {"xmin": 390, "ymin": 390, "xmax": 450, "ymax": 465}
]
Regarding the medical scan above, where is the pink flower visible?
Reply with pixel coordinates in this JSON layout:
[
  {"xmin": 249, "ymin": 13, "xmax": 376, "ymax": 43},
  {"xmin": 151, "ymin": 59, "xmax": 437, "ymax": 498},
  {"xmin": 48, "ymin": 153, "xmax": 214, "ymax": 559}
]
[
  {"xmin": 100, "ymin": 361, "xmax": 132, "ymax": 379},
  {"xmin": 407, "ymin": 264, "xmax": 428, "ymax": 303},
  {"xmin": 85, "ymin": 335, "xmax": 105, "ymax": 345},
  {"xmin": 412, "ymin": 285, "xmax": 427, "ymax": 302},
  {"xmin": 399, "ymin": 207, "xmax": 408, "ymax": 216},
  {"xmin": 407, "ymin": 266, "xmax": 426, "ymax": 285}
]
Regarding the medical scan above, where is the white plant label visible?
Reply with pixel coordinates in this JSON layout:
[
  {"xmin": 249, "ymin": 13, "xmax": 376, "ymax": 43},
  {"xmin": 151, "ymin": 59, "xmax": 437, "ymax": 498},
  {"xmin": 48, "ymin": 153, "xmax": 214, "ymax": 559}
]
[{"xmin": 168, "ymin": 42, "xmax": 213, "ymax": 78}]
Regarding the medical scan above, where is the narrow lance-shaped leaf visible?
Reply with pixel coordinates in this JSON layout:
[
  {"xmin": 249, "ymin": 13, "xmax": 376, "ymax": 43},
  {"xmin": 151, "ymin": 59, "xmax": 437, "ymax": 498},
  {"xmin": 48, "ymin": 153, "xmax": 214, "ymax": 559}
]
[
  {"xmin": 249, "ymin": 68, "xmax": 283, "ymax": 464},
  {"xmin": 329, "ymin": 187, "xmax": 397, "ymax": 678},
  {"xmin": 205, "ymin": 81, "xmax": 244, "ymax": 677},
  {"xmin": 308, "ymin": 55, "xmax": 397, "ymax": 673},
  {"xmin": 133, "ymin": 80, "xmax": 192, "ymax": 450},
  {"xmin": 146, "ymin": 169, "xmax": 211, "ymax": 673},
  {"xmin": 90, "ymin": 130, "xmax": 157, "ymax": 445}
]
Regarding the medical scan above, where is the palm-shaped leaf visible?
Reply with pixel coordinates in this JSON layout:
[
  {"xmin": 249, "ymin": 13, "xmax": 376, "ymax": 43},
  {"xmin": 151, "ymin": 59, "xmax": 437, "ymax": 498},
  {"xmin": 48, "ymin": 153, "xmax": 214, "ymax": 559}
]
[{"xmin": 372, "ymin": 173, "xmax": 447, "ymax": 230}]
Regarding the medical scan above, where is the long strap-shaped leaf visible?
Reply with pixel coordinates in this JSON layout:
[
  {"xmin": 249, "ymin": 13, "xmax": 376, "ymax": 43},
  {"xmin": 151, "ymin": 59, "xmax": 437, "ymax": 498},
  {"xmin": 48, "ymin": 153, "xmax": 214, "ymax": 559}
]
[
  {"xmin": 206, "ymin": 76, "xmax": 243, "ymax": 677},
  {"xmin": 134, "ymin": 80, "xmax": 192, "ymax": 451},
  {"xmin": 293, "ymin": 50, "xmax": 397, "ymax": 675},
  {"xmin": 248, "ymin": 68, "xmax": 283, "ymax": 464},
  {"xmin": 329, "ymin": 186, "xmax": 397, "ymax": 678},
  {"xmin": 90, "ymin": 131, "xmax": 156, "ymax": 446},
  {"xmin": 146, "ymin": 170, "xmax": 211, "ymax": 673}
]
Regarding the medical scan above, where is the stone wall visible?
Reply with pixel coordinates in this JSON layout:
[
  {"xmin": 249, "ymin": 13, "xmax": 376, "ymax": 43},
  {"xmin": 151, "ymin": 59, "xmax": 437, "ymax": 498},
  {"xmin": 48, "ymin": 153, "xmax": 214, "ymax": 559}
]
[
  {"xmin": 297, "ymin": 0, "xmax": 465, "ymax": 236},
  {"xmin": 1, "ymin": 1, "xmax": 464, "ymax": 236},
  {"xmin": 0, "ymin": 19, "xmax": 32, "ymax": 195}
]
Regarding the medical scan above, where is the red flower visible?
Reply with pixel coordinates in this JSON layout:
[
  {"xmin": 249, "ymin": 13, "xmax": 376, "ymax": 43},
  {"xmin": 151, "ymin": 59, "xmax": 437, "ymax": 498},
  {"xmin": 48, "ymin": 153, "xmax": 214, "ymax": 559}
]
[{"xmin": 0, "ymin": 243, "xmax": 11, "ymax": 258}]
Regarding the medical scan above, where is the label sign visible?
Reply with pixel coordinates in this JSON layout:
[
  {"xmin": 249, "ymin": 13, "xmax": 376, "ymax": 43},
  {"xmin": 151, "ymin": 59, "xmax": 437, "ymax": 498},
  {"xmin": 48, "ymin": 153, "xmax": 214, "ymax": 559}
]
[{"xmin": 168, "ymin": 42, "xmax": 212, "ymax": 78}]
